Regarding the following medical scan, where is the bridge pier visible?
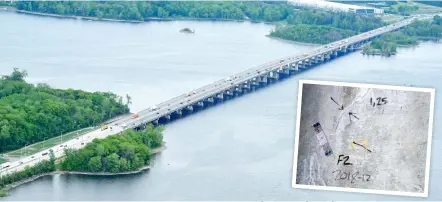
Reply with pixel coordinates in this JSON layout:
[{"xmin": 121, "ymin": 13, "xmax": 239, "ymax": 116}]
[
  {"xmin": 185, "ymin": 105, "xmax": 193, "ymax": 112},
  {"xmin": 172, "ymin": 109, "xmax": 182, "ymax": 118},
  {"xmin": 242, "ymin": 82, "xmax": 251, "ymax": 93},
  {"xmin": 234, "ymin": 85, "xmax": 242, "ymax": 97},
  {"xmin": 195, "ymin": 101, "xmax": 204, "ymax": 109},
  {"xmin": 159, "ymin": 114, "xmax": 171, "ymax": 124},
  {"xmin": 204, "ymin": 97, "xmax": 215, "ymax": 106},
  {"xmin": 215, "ymin": 93, "xmax": 224, "ymax": 103},
  {"xmin": 268, "ymin": 71, "xmax": 278, "ymax": 82},
  {"xmin": 277, "ymin": 67, "xmax": 290, "ymax": 79},
  {"xmin": 224, "ymin": 89, "xmax": 233, "ymax": 99},
  {"xmin": 324, "ymin": 53, "xmax": 331, "ymax": 61},
  {"xmin": 258, "ymin": 76, "xmax": 268, "ymax": 87},
  {"xmin": 151, "ymin": 119, "xmax": 159, "ymax": 126}
]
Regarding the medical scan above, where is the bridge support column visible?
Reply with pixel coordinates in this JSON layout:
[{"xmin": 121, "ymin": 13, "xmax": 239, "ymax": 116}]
[
  {"xmin": 290, "ymin": 63, "xmax": 298, "ymax": 72},
  {"xmin": 268, "ymin": 71, "xmax": 278, "ymax": 82},
  {"xmin": 196, "ymin": 101, "xmax": 204, "ymax": 108},
  {"xmin": 159, "ymin": 114, "xmax": 171, "ymax": 124},
  {"xmin": 224, "ymin": 90, "xmax": 233, "ymax": 99},
  {"xmin": 259, "ymin": 76, "xmax": 269, "ymax": 86},
  {"xmin": 151, "ymin": 119, "xmax": 159, "ymax": 126},
  {"xmin": 279, "ymin": 67, "xmax": 290, "ymax": 78},
  {"xmin": 186, "ymin": 105, "xmax": 193, "ymax": 112},
  {"xmin": 173, "ymin": 109, "xmax": 182, "ymax": 118},
  {"xmin": 324, "ymin": 53, "xmax": 331, "ymax": 61},
  {"xmin": 205, "ymin": 97, "xmax": 215, "ymax": 105},
  {"xmin": 215, "ymin": 93, "xmax": 224, "ymax": 102},
  {"xmin": 234, "ymin": 85, "xmax": 242, "ymax": 96},
  {"xmin": 242, "ymin": 82, "xmax": 251, "ymax": 93}
]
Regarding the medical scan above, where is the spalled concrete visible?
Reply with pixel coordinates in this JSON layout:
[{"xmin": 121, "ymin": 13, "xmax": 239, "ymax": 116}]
[{"xmin": 294, "ymin": 83, "xmax": 433, "ymax": 194}]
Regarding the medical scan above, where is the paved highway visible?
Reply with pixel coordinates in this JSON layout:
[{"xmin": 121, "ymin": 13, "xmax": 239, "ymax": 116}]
[{"xmin": 0, "ymin": 17, "xmax": 418, "ymax": 176}]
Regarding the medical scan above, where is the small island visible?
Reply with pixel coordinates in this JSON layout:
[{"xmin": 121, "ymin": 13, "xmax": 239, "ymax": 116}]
[{"xmin": 179, "ymin": 28, "xmax": 195, "ymax": 34}]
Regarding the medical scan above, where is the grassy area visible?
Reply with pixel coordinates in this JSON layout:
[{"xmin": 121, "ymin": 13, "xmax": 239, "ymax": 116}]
[
  {"xmin": 380, "ymin": 14, "xmax": 406, "ymax": 23},
  {"xmin": 5, "ymin": 127, "xmax": 96, "ymax": 157}
]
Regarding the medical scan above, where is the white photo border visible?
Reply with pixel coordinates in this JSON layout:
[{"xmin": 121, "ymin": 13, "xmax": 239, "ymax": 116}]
[{"xmin": 291, "ymin": 79, "xmax": 436, "ymax": 198}]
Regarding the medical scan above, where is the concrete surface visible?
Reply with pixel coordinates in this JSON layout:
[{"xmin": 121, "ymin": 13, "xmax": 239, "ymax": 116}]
[{"xmin": 294, "ymin": 83, "xmax": 432, "ymax": 193}]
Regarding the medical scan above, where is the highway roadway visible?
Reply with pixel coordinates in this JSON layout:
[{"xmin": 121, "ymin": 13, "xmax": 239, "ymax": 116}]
[{"xmin": 0, "ymin": 17, "xmax": 419, "ymax": 176}]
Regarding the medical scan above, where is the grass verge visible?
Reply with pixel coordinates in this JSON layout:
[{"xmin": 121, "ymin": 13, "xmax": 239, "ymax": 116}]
[{"xmin": 5, "ymin": 128, "xmax": 96, "ymax": 157}]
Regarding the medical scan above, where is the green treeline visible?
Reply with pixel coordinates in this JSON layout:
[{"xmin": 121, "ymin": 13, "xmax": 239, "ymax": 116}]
[
  {"xmin": 270, "ymin": 24, "xmax": 357, "ymax": 44},
  {"xmin": 0, "ymin": 153, "xmax": 56, "ymax": 197},
  {"xmin": 363, "ymin": 18, "xmax": 442, "ymax": 56},
  {"xmin": 0, "ymin": 69, "xmax": 130, "ymax": 153},
  {"xmin": 59, "ymin": 126, "xmax": 163, "ymax": 173},
  {"xmin": 385, "ymin": 4, "xmax": 419, "ymax": 16},
  {"xmin": 15, "ymin": 1, "xmax": 291, "ymax": 22},
  {"xmin": 14, "ymin": 1, "xmax": 387, "ymax": 44},
  {"xmin": 270, "ymin": 10, "xmax": 385, "ymax": 44}
]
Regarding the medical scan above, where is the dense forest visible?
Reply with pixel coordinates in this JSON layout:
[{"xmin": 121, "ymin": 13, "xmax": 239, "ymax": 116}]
[
  {"xmin": 13, "ymin": 1, "xmax": 389, "ymax": 44},
  {"xmin": 270, "ymin": 10, "xmax": 385, "ymax": 44},
  {"xmin": 59, "ymin": 126, "xmax": 163, "ymax": 173},
  {"xmin": 15, "ymin": 1, "xmax": 292, "ymax": 22},
  {"xmin": 270, "ymin": 24, "xmax": 357, "ymax": 44},
  {"xmin": 0, "ymin": 69, "xmax": 130, "ymax": 152},
  {"xmin": 0, "ymin": 153, "xmax": 56, "ymax": 197},
  {"xmin": 363, "ymin": 17, "xmax": 442, "ymax": 56}
]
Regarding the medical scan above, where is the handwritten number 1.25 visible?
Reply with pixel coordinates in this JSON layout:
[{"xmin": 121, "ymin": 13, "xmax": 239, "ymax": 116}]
[{"xmin": 370, "ymin": 97, "xmax": 387, "ymax": 107}]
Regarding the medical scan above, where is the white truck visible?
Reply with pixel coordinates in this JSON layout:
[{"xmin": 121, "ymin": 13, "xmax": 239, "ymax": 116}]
[{"xmin": 148, "ymin": 106, "xmax": 158, "ymax": 111}]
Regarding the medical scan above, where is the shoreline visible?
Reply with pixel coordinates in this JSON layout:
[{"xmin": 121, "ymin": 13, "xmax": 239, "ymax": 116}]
[
  {"xmin": 12, "ymin": 9, "xmax": 251, "ymax": 24},
  {"xmin": 1, "ymin": 145, "xmax": 166, "ymax": 197}
]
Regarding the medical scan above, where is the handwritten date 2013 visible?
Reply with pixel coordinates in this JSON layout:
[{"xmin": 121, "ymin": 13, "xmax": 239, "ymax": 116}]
[{"xmin": 332, "ymin": 170, "xmax": 371, "ymax": 184}]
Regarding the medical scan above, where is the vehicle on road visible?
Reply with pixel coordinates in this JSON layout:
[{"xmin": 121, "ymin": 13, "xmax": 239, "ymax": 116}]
[
  {"xmin": 131, "ymin": 113, "xmax": 139, "ymax": 119},
  {"xmin": 122, "ymin": 123, "xmax": 127, "ymax": 129},
  {"xmin": 101, "ymin": 124, "xmax": 108, "ymax": 131},
  {"xmin": 148, "ymin": 106, "xmax": 158, "ymax": 111},
  {"xmin": 42, "ymin": 152, "xmax": 48, "ymax": 156},
  {"xmin": 1, "ymin": 162, "xmax": 11, "ymax": 169}
]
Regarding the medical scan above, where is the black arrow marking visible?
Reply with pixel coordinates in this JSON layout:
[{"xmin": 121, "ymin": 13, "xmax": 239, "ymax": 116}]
[
  {"xmin": 353, "ymin": 141, "xmax": 372, "ymax": 153},
  {"xmin": 330, "ymin": 97, "xmax": 344, "ymax": 110},
  {"xmin": 348, "ymin": 112, "xmax": 359, "ymax": 122}
]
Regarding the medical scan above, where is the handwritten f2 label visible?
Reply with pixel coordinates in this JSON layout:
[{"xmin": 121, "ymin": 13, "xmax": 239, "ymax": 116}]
[
  {"xmin": 370, "ymin": 97, "xmax": 387, "ymax": 107},
  {"xmin": 337, "ymin": 155, "xmax": 352, "ymax": 166}
]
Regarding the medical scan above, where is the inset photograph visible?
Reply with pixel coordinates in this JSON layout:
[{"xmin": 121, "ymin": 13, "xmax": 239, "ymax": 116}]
[{"xmin": 292, "ymin": 80, "xmax": 435, "ymax": 197}]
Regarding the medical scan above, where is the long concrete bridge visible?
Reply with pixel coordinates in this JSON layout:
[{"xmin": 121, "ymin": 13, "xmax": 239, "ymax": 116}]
[
  {"xmin": 124, "ymin": 17, "xmax": 417, "ymax": 130},
  {"xmin": 0, "ymin": 17, "xmax": 417, "ymax": 176}
]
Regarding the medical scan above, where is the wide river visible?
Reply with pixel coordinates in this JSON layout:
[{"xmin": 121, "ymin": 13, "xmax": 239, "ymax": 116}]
[{"xmin": 1, "ymin": 11, "xmax": 442, "ymax": 200}]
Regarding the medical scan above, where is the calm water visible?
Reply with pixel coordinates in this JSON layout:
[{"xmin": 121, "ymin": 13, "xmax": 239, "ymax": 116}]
[{"xmin": 1, "ymin": 11, "xmax": 442, "ymax": 200}]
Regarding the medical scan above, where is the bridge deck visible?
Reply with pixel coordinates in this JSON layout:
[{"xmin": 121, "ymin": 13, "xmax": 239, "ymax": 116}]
[{"xmin": 123, "ymin": 18, "xmax": 416, "ymax": 129}]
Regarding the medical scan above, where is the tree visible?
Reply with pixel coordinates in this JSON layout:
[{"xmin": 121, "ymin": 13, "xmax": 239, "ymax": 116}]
[
  {"xmin": 2, "ymin": 68, "xmax": 28, "ymax": 82},
  {"xmin": 125, "ymin": 94, "xmax": 132, "ymax": 105},
  {"xmin": 87, "ymin": 156, "xmax": 103, "ymax": 172}
]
